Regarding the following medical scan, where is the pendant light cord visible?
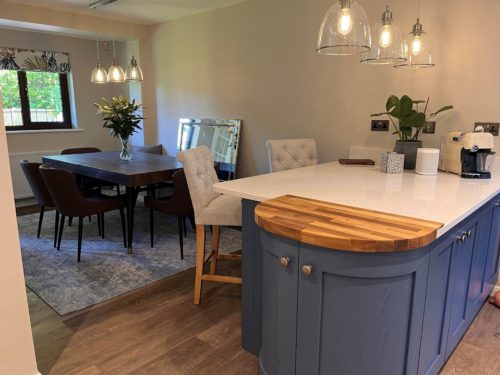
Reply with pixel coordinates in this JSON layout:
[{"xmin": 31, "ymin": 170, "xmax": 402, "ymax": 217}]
[
  {"xmin": 112, "ymin": 34, "xmax": 117, "ymax": 58},
  {"xmin": 417, "ymin": 0, "xmax": 421, "ymax": 19},
  {"xmin": 95, "ymin": 38, "xmax": 101, "ymax": 61}
]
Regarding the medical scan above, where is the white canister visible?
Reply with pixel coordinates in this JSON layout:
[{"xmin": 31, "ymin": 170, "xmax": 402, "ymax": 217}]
[{"xmin": 416, "ymin": 148, "xmax": 440, "ymax": 175}]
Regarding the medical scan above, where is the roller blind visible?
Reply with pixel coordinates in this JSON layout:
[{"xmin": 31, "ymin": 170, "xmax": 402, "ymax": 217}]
[{"xmin": 0, "ymin": 47, "xmax": 71, "ymax": 73}]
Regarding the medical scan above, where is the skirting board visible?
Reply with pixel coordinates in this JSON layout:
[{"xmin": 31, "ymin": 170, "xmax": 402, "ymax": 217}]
[{"xmin": 493, "ymin": 285, "xmax": 500, "ymax": 296}]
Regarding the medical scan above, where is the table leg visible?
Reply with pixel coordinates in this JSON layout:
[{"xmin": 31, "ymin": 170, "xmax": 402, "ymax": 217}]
[{"xmin": 125, "ymin": 186, "xmax": 138, "ymax": 254}]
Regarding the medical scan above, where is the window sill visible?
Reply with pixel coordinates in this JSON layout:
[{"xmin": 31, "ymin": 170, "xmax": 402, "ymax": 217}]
[{"xmin": 6, "ymin": 128, "xmax": 84, "ymax": 135}]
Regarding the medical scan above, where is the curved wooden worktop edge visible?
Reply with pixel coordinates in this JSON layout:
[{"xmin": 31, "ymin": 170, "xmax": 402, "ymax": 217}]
[{"xmin": 254, "ymin": 195, "xmax": 444, "ymax": 253}]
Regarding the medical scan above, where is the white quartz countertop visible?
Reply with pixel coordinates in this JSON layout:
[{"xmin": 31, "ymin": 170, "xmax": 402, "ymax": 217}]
[{"xmin": 214, "ymin": 162, "xmax": 500, "ymax": 237}]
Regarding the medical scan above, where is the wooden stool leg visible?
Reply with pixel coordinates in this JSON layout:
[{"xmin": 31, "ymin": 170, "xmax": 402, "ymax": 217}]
[
  {"xmin": 210, "ymin": 225, "xmax": 220, "ymax": 275},
  {"xmin": 194, "ymin": 224, "xmax": 205, "ymax": 305}
]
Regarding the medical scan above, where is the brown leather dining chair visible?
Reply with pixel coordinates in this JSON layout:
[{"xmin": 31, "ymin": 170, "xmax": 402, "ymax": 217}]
[
  {"xmin": 39, "ymin": 165, "xmax": 127, "ymax": 262},
  {"xmin": 144, "ymin": 170, "xmax": 195, "ymax": 259},
  {"xmin": 20, "ymin": 160, "xmax": 60, "ymax": 248},
  {"xmin": 61, "ymin": 147, "xmax": 121, "ymax": 194}
]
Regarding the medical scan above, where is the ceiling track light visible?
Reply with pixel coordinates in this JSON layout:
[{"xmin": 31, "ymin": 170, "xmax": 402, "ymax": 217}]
[{"xmin": 89, "ymin": 0, "xmax": 119, "ymax": 9}]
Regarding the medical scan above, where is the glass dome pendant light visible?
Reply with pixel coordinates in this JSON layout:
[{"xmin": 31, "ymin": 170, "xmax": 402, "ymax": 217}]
[
  {"xmin": 316, "ymin": 0, "xmax": 371, "ymax": 56},
  {"xmin": 91, "ymin": 37, "xmax": 109, "ymax": 84},
  {"xmin": 360, "ymin": 5, "xmax": 406, "ymax": 65},
  {"xmin": 125, "ymin": 56, "xmax": 143, "ymax": 82},
  {"xmin": 394, "ymin": 0, "xmax": 435, "ymax": 69},
  {"xmin": 108, "ymin": 35, "xmax": 126, "ymax": 83},
  {"xmin": 125, "ymin": 0, "xmax": 144, "ymax": 82}
]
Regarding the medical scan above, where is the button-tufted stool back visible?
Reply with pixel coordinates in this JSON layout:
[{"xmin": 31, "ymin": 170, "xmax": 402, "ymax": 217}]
[
  {"xmin": 177, "ymin": 146, "xmax": 220, "ymax": 223},
  {"xmin": 266, "ymin": 138, "xmax": 318, "ymax": 172}
]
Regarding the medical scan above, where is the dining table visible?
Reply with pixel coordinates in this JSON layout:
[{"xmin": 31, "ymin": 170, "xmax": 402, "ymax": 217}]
[{"xmin": 42, "ymin": 151, "xmax": 183, "ymax": 253}]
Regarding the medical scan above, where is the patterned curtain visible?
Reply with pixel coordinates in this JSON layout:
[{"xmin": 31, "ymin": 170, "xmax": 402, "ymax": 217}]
[{"xmin": 0, "ymin": 47, "xmax": 71, "ymax": 74}]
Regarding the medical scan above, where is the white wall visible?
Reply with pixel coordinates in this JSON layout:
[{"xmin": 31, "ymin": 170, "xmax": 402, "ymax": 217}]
[
  {"xmin": 1, "ymin": 27, "xmax": 132, "ymax": 154},
  {"xmin": 0, "ymin": 97, "xmax": 38, "ymax": 374},
  {"xmin": 150, "ymin": 0, "xmax": 500, "ymax": 177}
]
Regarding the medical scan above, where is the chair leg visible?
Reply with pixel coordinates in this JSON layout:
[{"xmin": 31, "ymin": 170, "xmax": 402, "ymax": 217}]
[
  {"xmin": 183, "ymin": 216, "xmax": 187, "ymax": 237},
  {"xmin": 57, "ymin": 215, "xmax": 66, "ymax": 250},
  {"xmin": 89, "ymin": 215, "xmax": 92, "ymax": 223},
  {"xmin": 119, "ymin": 208, "xmax": 127, "ymax": 248},
  {"xmin": 101, "ymin": 213, "xmax": 105, "ymax": 239},
  {"xmin": 53, "ymin": 211, "xmax": 59, "ymax": 248},
  {"xmin": 68, "ymin": 216, "xmax": 73, "ymax": 227},
  {"xmin": 149, "ymin": 209, "xmax": 154, "ymax": 248},
  {"xmin": 77, "ymin": 217, "xmax": 83, "ymax": 262},
  {"xmin": 194, "ymin": 224, "xmax": 205, "ymax": 305},
  {"xmin": 210, "ymin": 225, "xmax": 220, "ymax": 275},
  {"xmin": 188, "ymin": 215, "xmax": 196, "ymax": 232},
  {"xmin": 178, "ymin": 216, "xmax": 184, "ymax": 259},
  {"xmin": 116, "ymin": 184, "xmax": 121, "ymax": 195},
  {"xmin": 97, "ymin": 214, "xmax": 102, "ymax": 236},
  {"xmin": 37, "ymin": 206, "xmax": 45, "ymax": 238}
]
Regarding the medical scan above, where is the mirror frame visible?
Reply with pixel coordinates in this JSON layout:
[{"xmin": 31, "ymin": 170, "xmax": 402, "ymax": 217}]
[{"xmin": 177, "ymin": 118, "xmax": 242, "ymax": 180}]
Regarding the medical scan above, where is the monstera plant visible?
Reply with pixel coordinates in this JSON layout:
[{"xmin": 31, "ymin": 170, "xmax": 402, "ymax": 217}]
[{"xmin": 371, "ymin": 95, "xmax": 453, "ymax": 169}]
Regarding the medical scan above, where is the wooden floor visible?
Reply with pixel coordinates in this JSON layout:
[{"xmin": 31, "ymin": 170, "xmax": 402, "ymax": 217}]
[{"xmin": 21, "ymin": 206, "xmax": 500, "ymax": 375}]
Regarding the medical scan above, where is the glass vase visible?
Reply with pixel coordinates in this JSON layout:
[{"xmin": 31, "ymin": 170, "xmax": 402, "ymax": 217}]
[{"xmin": 119, "ymin": 135, "xmax": 133, "ymax": 161}]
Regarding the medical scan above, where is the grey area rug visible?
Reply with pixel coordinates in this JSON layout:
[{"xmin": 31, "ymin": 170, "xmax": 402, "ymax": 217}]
[{"xmin": 18, "ymin": 206, "xmax": 242, "ymax": 315}]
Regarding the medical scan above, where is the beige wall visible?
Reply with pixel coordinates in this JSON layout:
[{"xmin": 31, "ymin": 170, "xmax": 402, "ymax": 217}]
[
  {"xmin": 0, "ymin": 99, "xmax": 38, "ymax": 374},
  {"xmin": 150, "ymin": 0, "xmax": 500, "ymax": 176},
  {"xmin": 1, "ymin": 27, "xmax": 132, "ymax": 154}
]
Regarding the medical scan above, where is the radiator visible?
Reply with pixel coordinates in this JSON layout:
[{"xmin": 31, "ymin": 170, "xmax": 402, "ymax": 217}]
[{"xmin": 9, "ymin": 150, "xmax": 61, "ymax": 199}]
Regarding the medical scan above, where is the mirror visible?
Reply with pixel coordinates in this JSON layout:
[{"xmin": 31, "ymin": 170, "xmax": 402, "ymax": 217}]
[{"xmin": 177, "ymin": 118, "xmax": 242, "ymax": 180}]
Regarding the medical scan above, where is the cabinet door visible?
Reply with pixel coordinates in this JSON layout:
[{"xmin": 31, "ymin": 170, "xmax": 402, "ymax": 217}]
[
  {"xmin": 483, "ymin": 199, "xmax": 500, "ymax": 296},
  {"xmin": 295, "ymin": 245, "xmax": 430, "ymax": 375},
  {"xmin": 445, "ymin": 219, "xmax": 477, "ymax": 359},
  {"xmin": 259, "ymin": 231, "xmax": 299, "ymax": 375},
  {"xmin": 467, "ymin": 208, "xmax": 494, "ymax": 318},
  {"xmin": 418, "ymin": 233, "xmax": 457, "ymax": 375}
]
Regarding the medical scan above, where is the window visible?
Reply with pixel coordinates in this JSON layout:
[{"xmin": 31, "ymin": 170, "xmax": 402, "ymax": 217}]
[{"xmin": 0, "ymin": 70, "xmax": 72, "ymax": 130}]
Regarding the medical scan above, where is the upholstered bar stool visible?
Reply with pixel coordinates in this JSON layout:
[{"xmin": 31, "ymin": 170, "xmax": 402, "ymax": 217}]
[
  {"xmin": 265, "ymin": 138, "xmax": 318, "ymax": 172},
  {"xmin": 177, "ymin": 146, "xmax": 242, "ymax": 304}
]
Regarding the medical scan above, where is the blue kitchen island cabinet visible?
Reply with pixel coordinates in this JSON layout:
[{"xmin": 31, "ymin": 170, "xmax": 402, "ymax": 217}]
[
  {"xmin": 253, "ymin": 194, "xmax": 500, "ymax": 375},
  {"xmin": 419, "ymin": 196, "xmax": 500, "ymax": 375}
]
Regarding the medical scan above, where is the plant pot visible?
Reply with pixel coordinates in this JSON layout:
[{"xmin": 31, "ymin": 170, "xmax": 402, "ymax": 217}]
[
  {"xmin": 394, "ymin": 140, "xmax": 422, "ymax": 170},
  {"xmin": 119, "ymin": 135, "xmax": 133, "ymax": 161}
]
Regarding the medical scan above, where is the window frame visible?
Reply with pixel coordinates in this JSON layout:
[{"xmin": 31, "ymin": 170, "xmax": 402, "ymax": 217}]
[{"xmin": 4, "ymin": 70, "xmax": 72, "ymax": 131}]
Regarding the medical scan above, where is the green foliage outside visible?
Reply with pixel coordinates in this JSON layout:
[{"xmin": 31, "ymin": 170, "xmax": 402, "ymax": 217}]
[
  {"xmin": 0, "ymin": 70, "xmax": 21, "ymax": 109},
  {"xmin": 0, "ymin": 70, "xmax": 62, "ymax": 112}
]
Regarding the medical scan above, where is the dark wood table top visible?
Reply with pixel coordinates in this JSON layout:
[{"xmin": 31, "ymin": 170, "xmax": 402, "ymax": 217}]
[{"xmin": 42, "ymin": 151, "xmax": 183, "ymax": 187}]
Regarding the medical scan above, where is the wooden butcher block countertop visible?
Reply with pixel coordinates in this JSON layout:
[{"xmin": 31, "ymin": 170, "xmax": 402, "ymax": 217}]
[{"xmin": 254, "ymin": 195, "xmax": 444, "ymax": 253}]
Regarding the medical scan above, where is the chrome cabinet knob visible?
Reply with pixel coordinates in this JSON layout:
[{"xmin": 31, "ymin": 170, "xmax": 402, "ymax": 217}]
[
  {"xmin": 496, "ymin": 202, "xmax": 500, "ymax": 208},
  {"xmin": 279, "ymin": 257, "xmax": 290, "ymax": 268},
  {"xmin": 457, "ymin": 234, "xmax": 466, "ymax": 243},
  {"xmin": 465, "ymin": 230, "xmax": 472, "ymax": 238},
  {"xmin": 302, "ymin": 265, "xmax": 313, "ymax": 277}
]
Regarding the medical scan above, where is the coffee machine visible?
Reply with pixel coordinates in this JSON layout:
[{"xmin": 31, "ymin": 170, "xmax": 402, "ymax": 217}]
[{"xmin": 439, "ymin": 131, "xmax": 495, "ymax": 179}]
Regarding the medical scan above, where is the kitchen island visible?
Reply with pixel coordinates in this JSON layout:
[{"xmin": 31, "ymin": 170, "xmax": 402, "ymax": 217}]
[{"xmin": 214, "ymin": 162, "xmax": 500, "ymax": 375}]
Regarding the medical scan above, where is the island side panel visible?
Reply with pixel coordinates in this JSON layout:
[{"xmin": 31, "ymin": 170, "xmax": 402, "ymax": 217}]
[{"xmin": 242, "ymin": 199, "xmax": 263, "ymax": 355}]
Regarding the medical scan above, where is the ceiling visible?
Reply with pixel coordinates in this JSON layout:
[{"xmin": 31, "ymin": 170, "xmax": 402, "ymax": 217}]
[{"xmin": 4, "ymin": 0, "xmax": 248, "ymax": 25}]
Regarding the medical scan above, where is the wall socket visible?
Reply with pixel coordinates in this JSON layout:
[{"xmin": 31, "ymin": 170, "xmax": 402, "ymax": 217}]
[
  {"xmin": 371, "ymin": 120, "xmax": 389, "ymax": 132},
  {"xmin": 422, "ymin": 121, "xmax": 436, "ymax": 134},
  {"xmin": 474, "ymin": 122, "xmax": 499, "ymax": 136}
]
